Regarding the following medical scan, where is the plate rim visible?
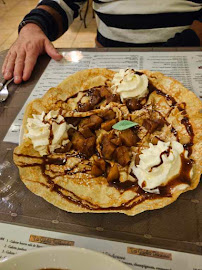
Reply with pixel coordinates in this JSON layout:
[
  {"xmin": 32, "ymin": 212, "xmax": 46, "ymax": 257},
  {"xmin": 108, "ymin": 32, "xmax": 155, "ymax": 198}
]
[{"xmin": 0, "ymin": 246, "xmax": 132, "ymax": 270}]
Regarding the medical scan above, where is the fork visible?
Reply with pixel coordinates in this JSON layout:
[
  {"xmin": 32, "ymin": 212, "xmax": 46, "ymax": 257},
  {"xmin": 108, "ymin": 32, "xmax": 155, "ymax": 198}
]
[{"xmin": 0, "ymin": 78, "xmax": 14, "ymax": 102}]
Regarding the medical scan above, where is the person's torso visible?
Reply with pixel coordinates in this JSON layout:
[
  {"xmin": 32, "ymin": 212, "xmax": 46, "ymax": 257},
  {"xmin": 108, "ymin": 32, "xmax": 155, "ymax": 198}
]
[{"xmin": 92, "ymin": 0, "xmax": 202, "ymax": 46}]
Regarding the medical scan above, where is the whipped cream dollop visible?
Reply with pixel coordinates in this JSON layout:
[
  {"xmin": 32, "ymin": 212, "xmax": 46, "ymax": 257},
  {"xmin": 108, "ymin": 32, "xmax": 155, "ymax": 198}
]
[
  {"xmin": 131, "ymin": 141, "xmax": 189, "ymax": 194},
  {"xmin": 112, "ymin": 69, "xmax": 149, "ymax": 100},
  {"xmin": 25, "ymin": 110, "xmax": 68, "ymax": 156}
]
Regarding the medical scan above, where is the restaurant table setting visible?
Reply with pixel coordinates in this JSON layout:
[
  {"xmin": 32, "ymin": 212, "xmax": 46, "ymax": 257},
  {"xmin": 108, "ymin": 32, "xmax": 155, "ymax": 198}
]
[{"xmin": 0, "ymin": 47, "xmax": 202, "ymax": 270}]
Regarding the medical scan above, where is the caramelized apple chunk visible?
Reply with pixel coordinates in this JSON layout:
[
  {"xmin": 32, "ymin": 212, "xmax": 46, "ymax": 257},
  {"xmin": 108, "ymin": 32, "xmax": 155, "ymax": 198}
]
[
  {"xmin": 114, "ymin": 146, "xmax": 131, "ymax": 166},
  {"xmin": 100, "ymin": 86, "xmax": 111, "ymax": 98},
  {"xmin": 54, "ymin": 142, "xmax": 72, "ymax": 153},
  {"xmin": 91, "ymin": 165, "xmax": 103, "ymax": 177},
  {"xmin": 78, "ymin": 102, "xmax": 91, "ymax": 112},
  {"xmin": 107, "ymin": 164, "xmax": 120, "ymax": 182},
  {"xmin": 110, "ymin": 136, "xmax": 122, "ymax": 146},
  {"xmin": 89, "ymin": 115, "xmax": 103, "ymax": 130},
  {"xmin": 78, "ymin": 88, "xmax": 102, "ymax": 112},
  {"xmin": 120, "ymin": 129, "xmax": 139, "ymax": 147},
  {"xmin": 101, "ymin": 110, "xmax": 116, "ymax": 120},
  {"xmin": 67, "ymin": 127, "xmax": 75, "ymax": 139},
  {"xmin": 95, "ymin": 158, "xmax": 106, "ymax": 172},
  {"xmin": 84, "ymin": 137, "xmax": 96, "ymax": 157},
  {"xmin": 80, "ymin": 115, "xmax": 103, "ymax": 130},
  {"xmin": 101, "ymin": 119, "xmax": 117, "ymax": 131},
  {"xmin": 65, "ymin": 117, "xmax": 81, "ymax": 126},
  {"xmin": 142, "ymin": 118, "xmax": 164, "ymax": 133},
  {"xmin": 72, "ymin": 131, "xmax": 96, "ymax": 157},
  {"xmin": 91, "ymin": 158, "xmax": 106, "ymax": 177},
  {"xmin": 106, "ymin": 94, "xmax": 121, "ymax": 104},
  {"xmin": 79, "ymin": 127, "xmax": 95, "ymax": 138},
  {"xmin": 101, "ymin": 134, "xmax": 116, "ymax": 160},
  {"xmin": 90, "ymin": 89, "xmax": 102, "ymax": 106}
]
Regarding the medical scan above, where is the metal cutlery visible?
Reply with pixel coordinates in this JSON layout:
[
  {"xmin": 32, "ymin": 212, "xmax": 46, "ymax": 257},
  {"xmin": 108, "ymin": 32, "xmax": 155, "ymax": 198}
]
[{"xmin": 0, "ymin": 78, "xmax": 14, "ymax": 102}]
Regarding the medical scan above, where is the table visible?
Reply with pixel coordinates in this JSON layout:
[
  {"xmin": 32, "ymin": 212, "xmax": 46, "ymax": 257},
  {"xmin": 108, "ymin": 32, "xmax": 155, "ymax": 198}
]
[{"xmin": 0, "ymin": 48, "xmax": 202, "ymax": 256}]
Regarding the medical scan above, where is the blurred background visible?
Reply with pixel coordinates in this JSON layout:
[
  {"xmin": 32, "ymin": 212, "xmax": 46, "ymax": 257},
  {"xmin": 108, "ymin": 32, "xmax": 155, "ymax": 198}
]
[{"xmin": 0, "ymin": 0, "xmax": 96, "ymax": 52}]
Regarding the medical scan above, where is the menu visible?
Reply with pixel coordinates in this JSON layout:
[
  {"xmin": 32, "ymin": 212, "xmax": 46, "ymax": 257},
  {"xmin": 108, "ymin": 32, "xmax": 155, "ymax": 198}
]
[
  {"xmin": 3, "ymin": 51, "xmax": 202, "ymax": 143},
  {"xmin": 0, "ymin": 223, "xmax": 202, "ymax": 270}
]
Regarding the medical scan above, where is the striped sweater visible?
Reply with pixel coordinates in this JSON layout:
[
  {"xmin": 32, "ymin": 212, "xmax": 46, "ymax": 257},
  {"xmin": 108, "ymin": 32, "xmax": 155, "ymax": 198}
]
[{"xmin": 22, "ymin": 0, "xmax": 202, "ymax": 47}]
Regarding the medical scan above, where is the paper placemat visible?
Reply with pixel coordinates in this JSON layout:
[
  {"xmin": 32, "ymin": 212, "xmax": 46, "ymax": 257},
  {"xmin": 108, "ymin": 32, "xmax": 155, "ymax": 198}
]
[{"xmin": 0, "ymin": 223, "xmax": 202, "ymax": 270}]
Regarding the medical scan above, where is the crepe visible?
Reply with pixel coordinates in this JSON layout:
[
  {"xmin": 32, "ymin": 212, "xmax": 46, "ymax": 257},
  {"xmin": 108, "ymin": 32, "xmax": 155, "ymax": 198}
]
[{"xmin": 14, "ymin": 68, "xmax": 202, "ymax": 216}]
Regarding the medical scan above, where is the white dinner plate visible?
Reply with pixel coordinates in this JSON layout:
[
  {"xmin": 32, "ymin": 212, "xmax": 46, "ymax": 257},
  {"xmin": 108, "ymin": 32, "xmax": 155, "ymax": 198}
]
[{"xmin": 0, "ymin": 246, "xmax": 132, "ymax": 270}]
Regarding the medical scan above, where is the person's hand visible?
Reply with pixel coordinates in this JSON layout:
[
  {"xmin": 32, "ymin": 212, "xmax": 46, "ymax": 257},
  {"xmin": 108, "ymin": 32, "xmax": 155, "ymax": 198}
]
[
  {"xmin": 2, "ymin": 23, "xmax": 62, "ymax": 84},
  {"xmin": 190, "ymin": 20, "xmax": 202, "ymax": 46}
]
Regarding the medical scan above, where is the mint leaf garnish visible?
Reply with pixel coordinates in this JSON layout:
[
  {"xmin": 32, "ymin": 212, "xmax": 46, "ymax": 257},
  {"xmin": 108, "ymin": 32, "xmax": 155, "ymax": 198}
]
[{"xmin": 112, "ymin": 120, "xmax": 138, "ymax": 131}]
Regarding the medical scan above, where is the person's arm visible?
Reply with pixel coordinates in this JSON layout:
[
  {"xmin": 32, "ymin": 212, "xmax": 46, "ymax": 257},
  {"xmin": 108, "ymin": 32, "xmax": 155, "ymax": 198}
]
[
  {"xmin": 2, "ymin": 0, "xmax": 86, "ymax": 84},
  {"xmin": 164, "ymin": 11, "xmax": 202, "ymax": 47},
  {"xmin": 190, "ymin": 20, "xmax": 202, "ymax": 46}
]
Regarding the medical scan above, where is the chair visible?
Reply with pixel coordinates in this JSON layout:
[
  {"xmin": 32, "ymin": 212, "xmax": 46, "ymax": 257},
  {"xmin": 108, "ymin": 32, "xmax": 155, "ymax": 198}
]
[{"xmin": 80, "ymin": 0, "xmax": 94, "ymax": 28}]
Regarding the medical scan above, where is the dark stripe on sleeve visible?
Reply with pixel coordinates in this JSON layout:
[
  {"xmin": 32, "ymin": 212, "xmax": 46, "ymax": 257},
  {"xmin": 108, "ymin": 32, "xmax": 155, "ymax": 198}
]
[
  {"xmin": 196, "ymin": 8, "xmax": 202, "ymax": 22},
  {"xmin": 95, "ymin": 10, "xmax": 201, "ymax": 29},
  {"xmin": 94, "ymin": 0, "xmax": 202, "ymax": 4},
  {"xmin": 188, "ymin": 0, "xmax": 202, "ymax": 3},
  {"xmin": 37, "ymin": 0, "xmax": 69, "ymax": 33},
  {"xmin": 23, "ymin": 8, "xmax": 58, "ymax": 41},
  {"xmin": 96, "ymin": 31, "xmax": 165, "ymax": 47},
  {"xmin": 63, "ymin": 0, "xmax": 83, "ymax": 18},
  {"xmin": 74, "ymin": 0, "xmax": 87, "ymax": 2},
  {"xmin": 97, "ymin": 29, "xmax": 200, "ymax": 47},
  {"xmin": 93, "ymin": 0, "xmax": 105, "ymax": 3}
]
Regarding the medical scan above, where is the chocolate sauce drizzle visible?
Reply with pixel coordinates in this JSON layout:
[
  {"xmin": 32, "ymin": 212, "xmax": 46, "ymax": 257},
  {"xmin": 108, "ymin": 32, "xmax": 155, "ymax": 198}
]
[
  {"xmin": 158, "ymin": 154, "xmax": 193, "ymax": 197},
  {"xmin": 150, "ymin": 147, "xmax": 171, "ymax": 171},
  {"xmin": 16, "ymin": 149, "xmax": 193, "ymax": 210},
  {"xmin": 16, "ymin": 82, "xmax": 195, "ymax": 211},
  {"xmin": 109, "ymin": 179, "xmax": 137, "ymax": 192},
  {"xmin": 149, "ymin": 82, "xmax": 194, "ymax": 155}
]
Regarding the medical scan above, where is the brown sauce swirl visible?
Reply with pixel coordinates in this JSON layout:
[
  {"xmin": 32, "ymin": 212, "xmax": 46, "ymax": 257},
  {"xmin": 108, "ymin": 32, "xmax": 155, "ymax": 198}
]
[
  {"xmin": 19, "ymin": 150, "xmax": 193, "ymax": 211},
  {"xmin": 181, "ymin": 116, "xmax": 194, "ymax": 155},
  {"xmin": 150, "ymin": 147, "xmax": 171, "ymax": 171},
  {"xmin": 109, "ymin": 179, "xmax": 137, "ymax": 192},
  {"xmin": 45, "ymin": 157, "xmax": 67, "ymax": 165},
  {"xmin": 148, "ymin": 83, "xmax": 194, "ymax": 155},
  {"xmin": 16, "ymin": 82, "xmax": 195, "ymax": 211},
  {"xmin": 158, "ymin": 154, "xmax": 193, "ymax": 197}
]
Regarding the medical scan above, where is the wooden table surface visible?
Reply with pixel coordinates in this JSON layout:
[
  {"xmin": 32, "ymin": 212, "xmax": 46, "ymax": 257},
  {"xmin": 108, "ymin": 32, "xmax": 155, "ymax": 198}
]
[{"xmin": 0, "ymin": 48, "xmax": 202, "ymax": 255}]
